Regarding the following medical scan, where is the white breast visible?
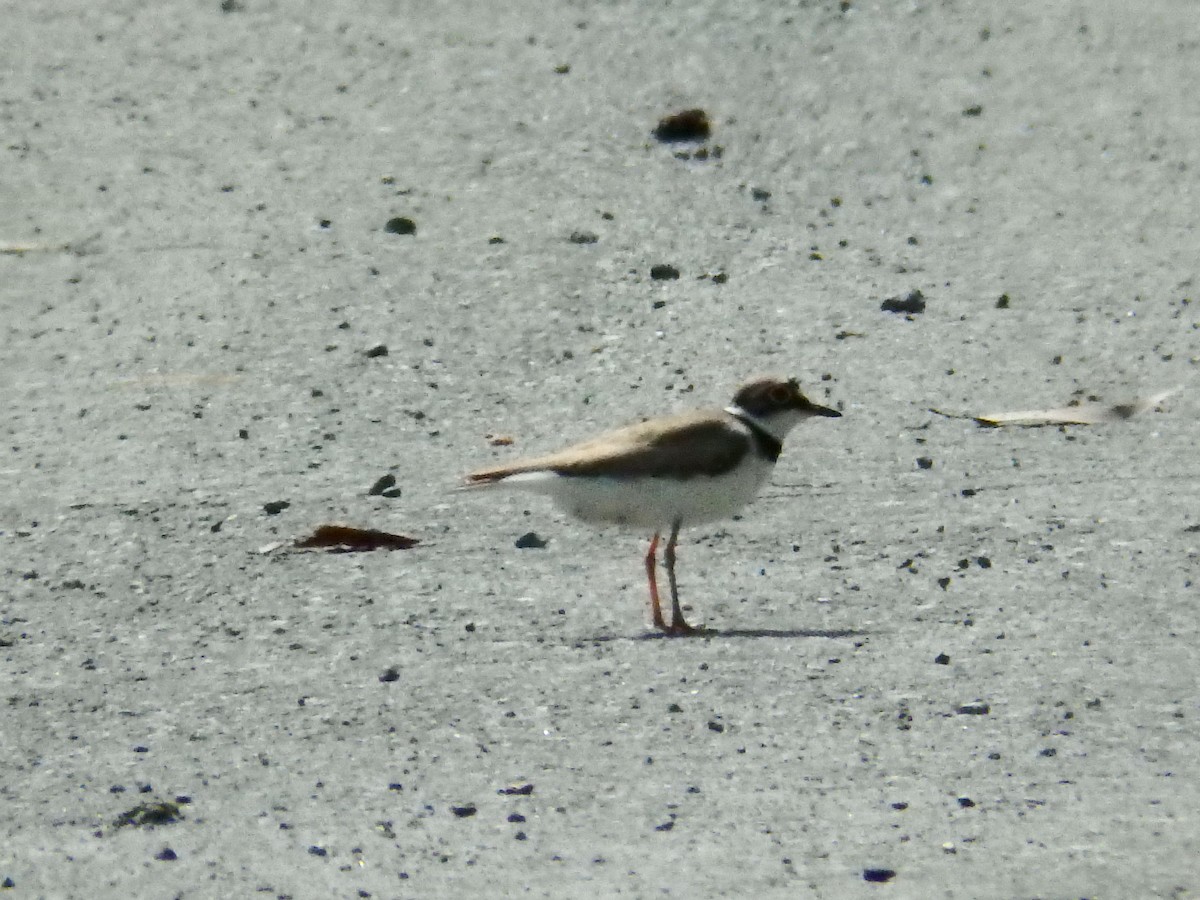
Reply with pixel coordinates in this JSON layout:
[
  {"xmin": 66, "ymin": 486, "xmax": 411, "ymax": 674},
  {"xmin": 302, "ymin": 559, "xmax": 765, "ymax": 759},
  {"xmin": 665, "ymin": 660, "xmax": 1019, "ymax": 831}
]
[{"xmin": 498, "ymin": 453, "xmax": 777, "ymax": 530}]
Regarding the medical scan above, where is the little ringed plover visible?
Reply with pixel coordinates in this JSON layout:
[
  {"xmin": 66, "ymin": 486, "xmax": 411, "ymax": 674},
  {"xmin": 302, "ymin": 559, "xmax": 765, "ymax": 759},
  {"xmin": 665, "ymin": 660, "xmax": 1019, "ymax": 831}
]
[{"xmin": 463, "ymin": 376, "xmax": 841, "ymax": 635}]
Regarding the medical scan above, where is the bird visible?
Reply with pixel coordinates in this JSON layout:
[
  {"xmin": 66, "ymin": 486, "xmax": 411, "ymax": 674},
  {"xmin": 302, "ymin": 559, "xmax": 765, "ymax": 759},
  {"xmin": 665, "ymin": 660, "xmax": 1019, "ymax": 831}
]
[{"xmin": 461, "ymin": 376, "xmax": 841, "ymax": 635}]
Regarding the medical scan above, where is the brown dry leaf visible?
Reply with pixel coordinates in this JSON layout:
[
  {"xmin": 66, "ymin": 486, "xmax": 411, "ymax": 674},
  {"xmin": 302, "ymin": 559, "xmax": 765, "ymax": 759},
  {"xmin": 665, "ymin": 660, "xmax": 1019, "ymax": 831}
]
[
  {"xmin": 486, "ymin": 434, "xmax": 515, "ymax": 447},
  {"xmin": 0, "ymin": 241, "xmax": 57, "ymax": 255},
  {"xmin": 295, "ymin": 524, "xmax": 419, "ymax": 552},
  {"xmin": 0, "ymin": 233, "xmax": 100, "ymax": 255},
  {"xmin": 934, "ymin": 386, "xmax": 1180, "ymax": 427}
]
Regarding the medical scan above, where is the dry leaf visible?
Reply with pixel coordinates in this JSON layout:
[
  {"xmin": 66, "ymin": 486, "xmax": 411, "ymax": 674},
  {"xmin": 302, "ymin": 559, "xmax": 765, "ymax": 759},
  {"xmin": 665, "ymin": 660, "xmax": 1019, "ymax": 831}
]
[
  {"xmin": 294, "ymin": 524, "xmax": 419, "ymax": 552},
  {"xmin": 933, "ymin": 386, "xmax": 1180, "ymax": 427}
]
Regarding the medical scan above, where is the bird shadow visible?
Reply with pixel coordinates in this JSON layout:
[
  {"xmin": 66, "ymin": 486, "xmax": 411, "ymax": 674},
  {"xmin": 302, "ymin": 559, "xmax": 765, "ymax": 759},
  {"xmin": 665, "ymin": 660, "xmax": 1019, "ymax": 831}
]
[{"xmin": 586, "ymin": 626, "xmax": 869, "ymax": 643}]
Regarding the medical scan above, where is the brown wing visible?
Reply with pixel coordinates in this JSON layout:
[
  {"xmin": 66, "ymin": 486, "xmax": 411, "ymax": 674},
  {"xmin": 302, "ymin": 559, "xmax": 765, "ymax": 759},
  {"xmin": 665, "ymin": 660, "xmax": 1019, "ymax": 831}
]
[{"xmin": 464, "ymin": 411, "xmax": 751, "ymax": 484}]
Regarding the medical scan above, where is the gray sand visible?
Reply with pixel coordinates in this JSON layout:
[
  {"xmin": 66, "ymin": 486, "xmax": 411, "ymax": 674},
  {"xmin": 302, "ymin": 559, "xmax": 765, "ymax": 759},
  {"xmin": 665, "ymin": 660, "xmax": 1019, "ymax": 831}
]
[{"xmin": 2, "ymin": 2, "xmax": 1198, "ymax": 897}]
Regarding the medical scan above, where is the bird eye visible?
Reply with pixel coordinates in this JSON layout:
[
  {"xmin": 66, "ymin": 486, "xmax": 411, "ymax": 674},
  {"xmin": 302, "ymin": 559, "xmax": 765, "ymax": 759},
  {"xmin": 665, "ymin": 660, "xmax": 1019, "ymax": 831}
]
[{"xmin": 769, "ymin": 385, "xmax": 791, "ymax": 404}]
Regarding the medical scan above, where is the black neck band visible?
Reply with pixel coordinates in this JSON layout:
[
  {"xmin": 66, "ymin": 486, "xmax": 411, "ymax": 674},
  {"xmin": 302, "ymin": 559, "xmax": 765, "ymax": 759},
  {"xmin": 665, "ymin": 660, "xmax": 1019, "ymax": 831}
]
[{"xmin": 731, "ymin": 411, "xmax": 783, "ymax": 462}]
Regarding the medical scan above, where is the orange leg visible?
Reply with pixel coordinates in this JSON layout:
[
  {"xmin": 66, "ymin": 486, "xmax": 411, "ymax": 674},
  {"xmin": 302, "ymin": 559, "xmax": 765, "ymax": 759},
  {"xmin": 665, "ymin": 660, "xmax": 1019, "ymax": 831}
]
[
  {"xmin": 645, "ymin": 532, "xmax": 668, "ymax": 631},
  {"xmin": 664, "ymin": 519, "xmax": 700, "ymax": 636}
]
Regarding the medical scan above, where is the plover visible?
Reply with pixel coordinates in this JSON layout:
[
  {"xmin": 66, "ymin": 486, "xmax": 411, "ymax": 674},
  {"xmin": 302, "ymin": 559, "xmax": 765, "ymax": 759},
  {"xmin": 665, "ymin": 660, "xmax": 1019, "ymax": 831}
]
[{"xmin": 463, "ymin": 376, "xmax": 841, "ymax": 635}]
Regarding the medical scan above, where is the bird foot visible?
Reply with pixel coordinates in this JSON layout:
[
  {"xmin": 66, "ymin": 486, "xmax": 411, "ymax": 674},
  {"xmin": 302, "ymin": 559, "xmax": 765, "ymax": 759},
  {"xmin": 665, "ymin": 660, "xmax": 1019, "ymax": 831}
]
[{"xmin": 658, "ymin": 617, "xmax": 708, "ymax": 638}]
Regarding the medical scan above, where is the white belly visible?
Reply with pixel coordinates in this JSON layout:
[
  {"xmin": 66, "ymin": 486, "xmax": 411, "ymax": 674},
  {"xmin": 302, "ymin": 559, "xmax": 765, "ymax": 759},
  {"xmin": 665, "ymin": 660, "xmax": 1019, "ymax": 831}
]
[{"xmin": 499, "ymin": 456, "xmax": 776, "ymax": 530}]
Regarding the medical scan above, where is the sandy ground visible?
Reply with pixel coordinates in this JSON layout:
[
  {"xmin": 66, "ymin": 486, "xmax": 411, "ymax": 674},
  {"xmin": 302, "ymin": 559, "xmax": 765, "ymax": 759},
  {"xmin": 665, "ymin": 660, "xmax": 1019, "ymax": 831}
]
[{"xmin": 2, "ymin": 1, "xmax": 1199, "ymax": 897}]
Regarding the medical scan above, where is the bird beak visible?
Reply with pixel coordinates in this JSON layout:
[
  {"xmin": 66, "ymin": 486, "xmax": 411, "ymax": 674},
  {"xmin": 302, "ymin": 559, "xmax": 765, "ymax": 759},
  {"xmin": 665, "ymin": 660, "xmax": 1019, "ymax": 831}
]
[{"xmin": 804, "ymin": 398, "xmax": 842, "ymax": 418}]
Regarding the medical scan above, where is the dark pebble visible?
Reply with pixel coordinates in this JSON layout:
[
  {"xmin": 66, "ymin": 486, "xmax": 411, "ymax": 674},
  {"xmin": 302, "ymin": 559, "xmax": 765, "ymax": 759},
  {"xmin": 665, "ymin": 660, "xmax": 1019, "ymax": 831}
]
[
  {"xmin": 653, "ymin": 108, "xmax": 711, "ymax": 142},
  {"xmin": 863, "ymin": 868, "xmax": 896, "ymax": 883},
  {"xmin": 498, "ymin": 783, "xmax": 534, "ymax": 795},
  {"xmin": 649, "ymin": 264, "xmax": 680, "ymax": 280},
  {"xmin": 515, "ymin": 532, "xmax": 548, "ymax": 549},
  {"xmin": 880, "ymin": 289, "xmax": 926, "ymax": 314},
  {"xmin": 384, "ymin": 217, "xmax": 416, "ymax": 236},
  {"xmin": 368, "ymin": 474, "xmax": 397, "ymax": 496},
  {"xmin": 263, "ymin": 500, "xmax": 290, "ymax": 515},
  {"xmin": 154, "ymin": 848, "xmax": 177, "ymax": 862}
]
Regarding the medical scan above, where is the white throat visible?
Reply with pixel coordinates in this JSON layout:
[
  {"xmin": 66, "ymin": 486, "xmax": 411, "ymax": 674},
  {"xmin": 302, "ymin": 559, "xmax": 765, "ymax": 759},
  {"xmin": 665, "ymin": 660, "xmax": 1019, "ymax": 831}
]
[{"xmin": 726, "ymin": 404, "xmax": 810, "ymax": 443}]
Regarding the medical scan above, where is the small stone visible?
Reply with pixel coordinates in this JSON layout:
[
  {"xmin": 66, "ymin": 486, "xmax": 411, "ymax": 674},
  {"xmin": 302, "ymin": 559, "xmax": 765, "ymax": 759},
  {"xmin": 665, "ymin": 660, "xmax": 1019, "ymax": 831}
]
[
  {"xmin": 881, "ymin": 289, "xmax": 926, "ymax": 314},
  {"xmin": 384, "ymin": 217, "xmax": 416, "ymax": 236},
  {"xmin": 934, "ymin": 653, "xmax": 950, "ymax": 665},
  {"xmin": 368, "ymin": 474, "xmax": 397, "ymax": 496},
  {"xmin": 379, "ymin": 667, "xmax": 400, "ymax": 683},
  {"xmin": 451, "ymin": 804, "xmax": 477, "ymax": 818},
  {"xmin": 649, "ymin": 264, "xmax": 680, "ymax": 281},
  {"xmin": 957, "ymin": 797, "xmax": 975, "ymax": 808},
  {"xmin": 569, "ymin": 230, "xmax": 598, "ymax": 244},
  {"xmin": 956, "ymin": 701, "xmax": 990, "ymax": 715},
  {"xmin": 498, "ymin": 783, "xmax": 534, "ymax": 796},
  {"xmin": 750, "ymin": 187, "xmax": 771, "ymax": 201},
  {"xmin": 262, "ymin": 500, "xmax": 290, "ymax": 515},
  {"xmin": 652, "ymin": 108, "xmax": 711, "ymax": 142},
  {"xmin": 154, "ymin": 847, "xmax": 177, "ymax": 862},
  {"xmin": 365, "ymin": 343, "xmax": 389, "ymax": 358},
  {"xmin": 916, "ymin": 456, "xmax": 933, "ymax": 470},
  {"xmin": 308, "ymin": 845, "xmax": 327, "ymax": 857},
  {"xmin": 863, "ymin": 868, "xmax": 896, "ymax": 883},
  {"xmin": 515, "ymin": 532, "xmax": 548, "ymax": 549}
]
